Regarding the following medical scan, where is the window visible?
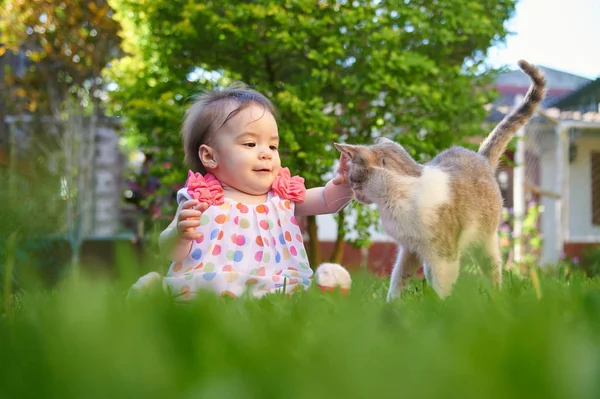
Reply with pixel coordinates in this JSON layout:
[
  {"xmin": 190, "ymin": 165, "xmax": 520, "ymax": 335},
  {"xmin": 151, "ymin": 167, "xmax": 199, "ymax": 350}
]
[{"xmin": 592, "ymin": 152, "xmax": 600, "ymax": 225}]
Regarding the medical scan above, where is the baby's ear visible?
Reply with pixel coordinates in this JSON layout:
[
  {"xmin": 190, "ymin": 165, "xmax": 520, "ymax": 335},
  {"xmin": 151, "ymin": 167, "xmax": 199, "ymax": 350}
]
[
  {"xmin": 199, "ymin": 144, "xmax": 217, "ymax": 169},
  {"xmin": 334, "ymin": 143, "xmax": 359, "ymax": 160}
]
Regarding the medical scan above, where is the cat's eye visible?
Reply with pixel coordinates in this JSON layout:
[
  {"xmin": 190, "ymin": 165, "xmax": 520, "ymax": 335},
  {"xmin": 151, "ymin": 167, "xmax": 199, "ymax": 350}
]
[{"xmin": 349, "ymin": 172, "xmax": 366, "ymax": 184}]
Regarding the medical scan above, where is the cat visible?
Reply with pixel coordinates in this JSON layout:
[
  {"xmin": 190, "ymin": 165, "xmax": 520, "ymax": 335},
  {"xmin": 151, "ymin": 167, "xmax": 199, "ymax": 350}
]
[{"xmin": 334, "ymin": 60, "xmax": 546, "ymax": 301}]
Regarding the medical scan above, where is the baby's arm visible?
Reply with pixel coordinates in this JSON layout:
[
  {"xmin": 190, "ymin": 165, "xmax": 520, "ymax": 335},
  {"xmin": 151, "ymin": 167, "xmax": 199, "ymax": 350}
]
[
  {"xmin": 295, "ymin": 180, "xmax": 354, "ymax": 216},
  {"xmin": 159, "ymin": 199, "xmax": 208, "ymax": 262},
  {"xmin": 295, "ymin": 153, "xmax": 354, "ymax": 217}
]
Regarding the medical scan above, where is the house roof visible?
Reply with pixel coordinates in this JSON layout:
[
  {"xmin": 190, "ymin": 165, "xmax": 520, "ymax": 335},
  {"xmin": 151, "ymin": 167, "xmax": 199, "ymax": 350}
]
[
  {"xmin": 495, "ymin": 85, "xmax": 573, "ymax": 108},
  {"xmin": 495, "ymin": 65, "xmax": 591, "ymax": 91},
  {"xmin": 484, "ymin": 104, "xmax": 600, "ymax": 127},
  {"xmin": 484, "ymin": 107, "xmax": 550, "ymax": 124},
  {"xmin": 492, "ymin": 64, "xmax": 593, "ymax": 109},
  {"xmin": 548, "ymin": 78, "xmax": 600, "ymax": 109},
  {"xmin": 487, "ymin": 66, "xmax": 600, "ymax": 125}
]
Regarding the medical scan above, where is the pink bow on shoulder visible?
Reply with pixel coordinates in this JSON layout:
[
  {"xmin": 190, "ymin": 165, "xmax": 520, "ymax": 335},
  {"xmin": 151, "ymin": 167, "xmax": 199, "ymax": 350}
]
[
  {"xmin": 271, "ymin": 167, "xmax": 306, "ymax": 202},
  {"xmin": 185, "ymin": 171, "xmax": 225, "ymax": 206}
]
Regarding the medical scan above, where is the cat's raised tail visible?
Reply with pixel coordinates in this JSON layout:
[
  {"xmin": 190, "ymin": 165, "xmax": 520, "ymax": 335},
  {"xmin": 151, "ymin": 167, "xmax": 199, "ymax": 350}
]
[{"xmin": 478, "ymin": 60, "xmax": 547, "ymax": 170}]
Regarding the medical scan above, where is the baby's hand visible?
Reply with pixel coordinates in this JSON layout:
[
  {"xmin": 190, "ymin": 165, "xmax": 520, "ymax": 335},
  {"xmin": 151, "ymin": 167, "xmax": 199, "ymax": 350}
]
[
  {"xmin": 176, "ymin": 200, "xmax": 209, "ymax": 241},
  {"xmin": 331, "ymin": 153, "xmax": 351, "ymax": 186}
]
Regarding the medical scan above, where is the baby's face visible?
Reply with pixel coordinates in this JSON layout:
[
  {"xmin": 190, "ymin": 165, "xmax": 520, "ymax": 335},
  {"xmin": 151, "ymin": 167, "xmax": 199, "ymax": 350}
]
[{"xmin": 211, "ymin": 103, "xmax": 282, "ymax": 196}]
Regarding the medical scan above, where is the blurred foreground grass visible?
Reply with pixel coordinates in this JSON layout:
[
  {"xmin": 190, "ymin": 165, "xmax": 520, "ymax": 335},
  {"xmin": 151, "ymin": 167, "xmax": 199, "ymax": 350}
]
[{"xmin": 1, "ymin": 267, "xmax": 600, "ymax": 399}]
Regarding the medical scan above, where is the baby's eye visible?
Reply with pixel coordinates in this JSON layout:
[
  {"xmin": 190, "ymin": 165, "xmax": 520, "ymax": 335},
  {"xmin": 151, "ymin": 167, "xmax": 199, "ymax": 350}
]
[
  {"xmin": 270, "ymin": 145, "xmax": 278, "ymax": 151},
  {"xmin": 243, "ymin": 143, "xmax": 256, "ymax": 148}
]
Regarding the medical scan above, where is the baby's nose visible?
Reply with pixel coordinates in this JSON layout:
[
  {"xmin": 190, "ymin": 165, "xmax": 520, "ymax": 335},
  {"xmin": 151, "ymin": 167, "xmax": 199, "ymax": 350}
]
[{"xmin": 259, "ymin": 149, "xmax": 272, "ymax": 159}]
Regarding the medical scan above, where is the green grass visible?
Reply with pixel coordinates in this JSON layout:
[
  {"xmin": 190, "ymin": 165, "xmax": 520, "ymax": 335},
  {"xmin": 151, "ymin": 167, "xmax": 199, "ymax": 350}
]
[{"xmin": 1, "ymin": 269, "xmax": 600, "ymax": 399}]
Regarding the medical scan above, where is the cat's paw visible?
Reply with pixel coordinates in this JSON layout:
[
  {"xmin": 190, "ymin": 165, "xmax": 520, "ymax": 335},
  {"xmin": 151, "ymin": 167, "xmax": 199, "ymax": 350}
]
[
  {"xmin": 315, "ymin": 263, "xmax": 352, "ymax": 295},
  {"xmin": 126, "ymin": 272, "xmax": 167, "ymax": 300},
  {"xmin": 386, "ymin": 288, "xmax": 401, "ymax": 302}
]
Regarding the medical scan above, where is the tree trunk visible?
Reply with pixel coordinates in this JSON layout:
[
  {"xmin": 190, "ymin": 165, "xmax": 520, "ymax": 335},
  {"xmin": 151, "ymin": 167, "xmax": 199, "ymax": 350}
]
[
  {"xmin": 81, "ymin": 97, "xmax": 98, "ymax": 236},
  {"xmin": 329, "ymin": 208, "xmax": 346, "ymax": 264},
  {"xmin": 63, "ymin": 98, "xmax": 86, "ymax": 274},
  {"xmin": 306, "ymin": 215, "xmax": 321, "ymax": 268},
  {"xmin": 64, "ymin": 100, "xmax": 75, "ymax": 270},
  {"xmin": 7, "ymin": 121, "xmax": 17, "ymax": 206}
]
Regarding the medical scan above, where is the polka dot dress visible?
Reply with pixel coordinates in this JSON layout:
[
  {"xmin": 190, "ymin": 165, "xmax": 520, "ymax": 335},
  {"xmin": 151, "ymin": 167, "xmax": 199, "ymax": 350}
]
[{"xmin": 164, "ymin": 189, "xmax": 313, "ymax": 299}]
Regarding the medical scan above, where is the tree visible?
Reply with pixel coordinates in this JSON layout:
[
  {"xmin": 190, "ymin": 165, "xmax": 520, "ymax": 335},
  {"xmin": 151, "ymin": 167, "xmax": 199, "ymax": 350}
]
[
  {"xmin": 108, "ymin": 0, "xmax": 515, "ymax": 266},
  {"xmin": 0, "ymin": 0, "xmax": 122, "ymax": 269}
]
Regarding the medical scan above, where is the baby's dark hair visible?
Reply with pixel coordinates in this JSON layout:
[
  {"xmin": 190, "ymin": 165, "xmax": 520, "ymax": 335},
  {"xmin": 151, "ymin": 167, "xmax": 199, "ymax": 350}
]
[{"xmin": 182, "ymin": 82, "xmax": 277, "ymax": 174}]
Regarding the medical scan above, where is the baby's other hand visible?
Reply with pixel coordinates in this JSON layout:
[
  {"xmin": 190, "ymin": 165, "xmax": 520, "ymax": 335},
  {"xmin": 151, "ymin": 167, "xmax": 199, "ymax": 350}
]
[
  {"xmin": 176, "ymin": 200, "xmax": 208, "ymax": 241},
  {"xmin": 331, "ymin": 153, "xmax": 351, "ymax": 186}
]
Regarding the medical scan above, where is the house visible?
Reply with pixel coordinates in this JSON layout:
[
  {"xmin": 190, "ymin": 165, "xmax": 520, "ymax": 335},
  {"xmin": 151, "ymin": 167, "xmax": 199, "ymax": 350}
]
[
  {"xmin": 1, "ymin": 114, "xmax": 129, "ymax": 239},
  {"xmin": 486, "ymin": 66, "xmax": 600, "ymax": 265},
  {"xmin": 1, "ymin": 51, "xmax": 139, "ymax": 279},
  {"xmin": 540, "ymin": 78, "xmax": 600, "ymax": 262},
  {"xmin": 463, "ymin": 69, "xmax": 600, "ymax": 266},
  {"xmin": 0, "ymin": 47, "xmax": 132, "ymax": 241}
]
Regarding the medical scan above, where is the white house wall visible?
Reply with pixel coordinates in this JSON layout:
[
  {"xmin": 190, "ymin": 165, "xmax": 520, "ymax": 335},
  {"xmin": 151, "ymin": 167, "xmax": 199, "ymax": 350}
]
[
  {"xmin": 92, "ymin": 125, "xmax": 124, "ymax": 238},
  {"xmin": 568, "ymin": 131, "xmax": 600, "ymax": 242},
  {"xmin": 540, "ymin": 135, "xmax": 559, "ymax": 264}
]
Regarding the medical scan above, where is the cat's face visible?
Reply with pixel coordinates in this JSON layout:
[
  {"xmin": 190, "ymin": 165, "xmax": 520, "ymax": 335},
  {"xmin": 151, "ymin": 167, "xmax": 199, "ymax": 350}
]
[
  {"xmin": 333, "ymin": 138, "xmax": 394, "ymax": 204},
  {"xmin": 335, "ymin": 138, "xmax": 421, "ymax": 205},
  {"xmin": 337, "ymin": 146, "xmax": 377, "ymax": 204}
]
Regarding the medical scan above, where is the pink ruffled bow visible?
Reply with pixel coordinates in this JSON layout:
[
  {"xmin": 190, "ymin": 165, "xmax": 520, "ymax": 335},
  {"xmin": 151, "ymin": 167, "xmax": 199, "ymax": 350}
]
[
  {"xmin": 271, "ymin": 167, "xmax": 306, "ymax": 202},
  {"xmin": 185, "ymin": 171, "xmax": 225, "ymax": 206},
  {"xmin": 183, "ymin": 167, "xmax": 306, "ymax": 204}
]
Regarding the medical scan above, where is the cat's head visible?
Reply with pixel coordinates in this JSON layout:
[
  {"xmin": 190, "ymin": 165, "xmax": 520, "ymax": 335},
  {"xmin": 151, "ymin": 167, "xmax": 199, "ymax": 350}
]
[{"xmin": 334, "ymin": 137, "xmax": 422, "ymax": 205}]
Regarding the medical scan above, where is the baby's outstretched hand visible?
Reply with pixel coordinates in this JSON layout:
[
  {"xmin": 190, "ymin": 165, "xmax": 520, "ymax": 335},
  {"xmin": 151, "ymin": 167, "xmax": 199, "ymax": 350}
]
[
  {"xmin": 176, "ymin": 199, "xmax": 209, "ymax": 241},
  {"xmin": 331, "ymin": 153, "xmax": 351, "ymax": 186}
]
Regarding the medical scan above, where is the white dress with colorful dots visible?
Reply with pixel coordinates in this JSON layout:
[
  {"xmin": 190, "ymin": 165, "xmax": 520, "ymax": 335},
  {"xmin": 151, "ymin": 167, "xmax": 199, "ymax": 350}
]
[{"xmin": 164, "ymin": 188, "xmax": 313, "ymax": 300}]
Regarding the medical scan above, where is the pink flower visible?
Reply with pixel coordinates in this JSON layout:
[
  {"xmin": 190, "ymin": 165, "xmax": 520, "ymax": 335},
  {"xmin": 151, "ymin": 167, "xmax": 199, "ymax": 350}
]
[
  {"xmin": 185, "ymin": 170, "xmax": 225, "ymax": 206},
  {"xmin": 271, "ymin": 167, "xmax": 306, "ymax": 202}
]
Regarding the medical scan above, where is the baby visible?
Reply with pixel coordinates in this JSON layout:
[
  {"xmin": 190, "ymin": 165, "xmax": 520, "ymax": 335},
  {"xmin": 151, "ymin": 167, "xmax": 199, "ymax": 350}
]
[{"xmin": 131, "ymin": 83, "xmax": 354, "ymax": 300}]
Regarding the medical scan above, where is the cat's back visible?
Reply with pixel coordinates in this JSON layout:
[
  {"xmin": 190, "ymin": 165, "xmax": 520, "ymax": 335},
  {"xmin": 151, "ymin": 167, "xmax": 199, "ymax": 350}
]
[
  {"xmin": 428, "ymin": 146, "xmax": 493, "ymax": 176},
  {"xmin": 427, "ymin": 145, "xmax": 502, "ymax": 214}
]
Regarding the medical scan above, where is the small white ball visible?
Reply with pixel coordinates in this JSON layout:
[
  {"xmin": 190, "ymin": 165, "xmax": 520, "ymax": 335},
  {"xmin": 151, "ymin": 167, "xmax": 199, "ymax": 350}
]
[
  {"xmin": 315, "ymin": 262, "xmax": 352, "ymax": 293},
  {"xmin": 126, "ymin": 271, "xmax": 167, "ymax": 300}
]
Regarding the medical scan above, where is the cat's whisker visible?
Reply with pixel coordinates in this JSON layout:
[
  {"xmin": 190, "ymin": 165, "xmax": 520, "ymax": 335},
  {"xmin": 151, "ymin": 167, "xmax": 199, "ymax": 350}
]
[{"xmin": 328, "ymin": 195, "xmax": 355, "ymax": 208}]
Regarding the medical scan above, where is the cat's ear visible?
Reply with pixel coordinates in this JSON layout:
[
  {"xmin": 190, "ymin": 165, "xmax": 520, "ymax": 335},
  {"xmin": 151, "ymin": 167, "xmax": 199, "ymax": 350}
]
[{"xmin": 334, "ymin": 143, "xmax": 359, "ymax": 160}]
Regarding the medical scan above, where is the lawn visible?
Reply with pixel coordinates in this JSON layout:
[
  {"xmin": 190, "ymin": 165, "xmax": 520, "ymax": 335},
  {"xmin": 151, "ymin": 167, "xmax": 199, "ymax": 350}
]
[{"xmin": 1, "ymin": 267, "xmax": 600, "ymax": 399}]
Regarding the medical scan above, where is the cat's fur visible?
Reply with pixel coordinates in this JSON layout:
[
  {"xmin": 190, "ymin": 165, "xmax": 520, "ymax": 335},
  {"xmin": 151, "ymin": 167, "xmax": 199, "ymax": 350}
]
[{"xmin": 335, "ymin": 60, "xmax": 546, "ymax": 301}]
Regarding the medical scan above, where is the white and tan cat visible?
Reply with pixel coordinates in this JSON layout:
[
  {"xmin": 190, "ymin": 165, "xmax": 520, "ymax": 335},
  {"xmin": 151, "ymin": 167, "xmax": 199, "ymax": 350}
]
[{"xmin": 335, "ymin": 60, "xmax": 546, "ymax": 301}]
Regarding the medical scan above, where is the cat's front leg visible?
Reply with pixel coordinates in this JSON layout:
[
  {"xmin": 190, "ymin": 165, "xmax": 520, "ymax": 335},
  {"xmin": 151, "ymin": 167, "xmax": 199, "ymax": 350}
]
[{"xmin": 386, "ymin": 247, "xmax": 422, "ymax": 302}]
